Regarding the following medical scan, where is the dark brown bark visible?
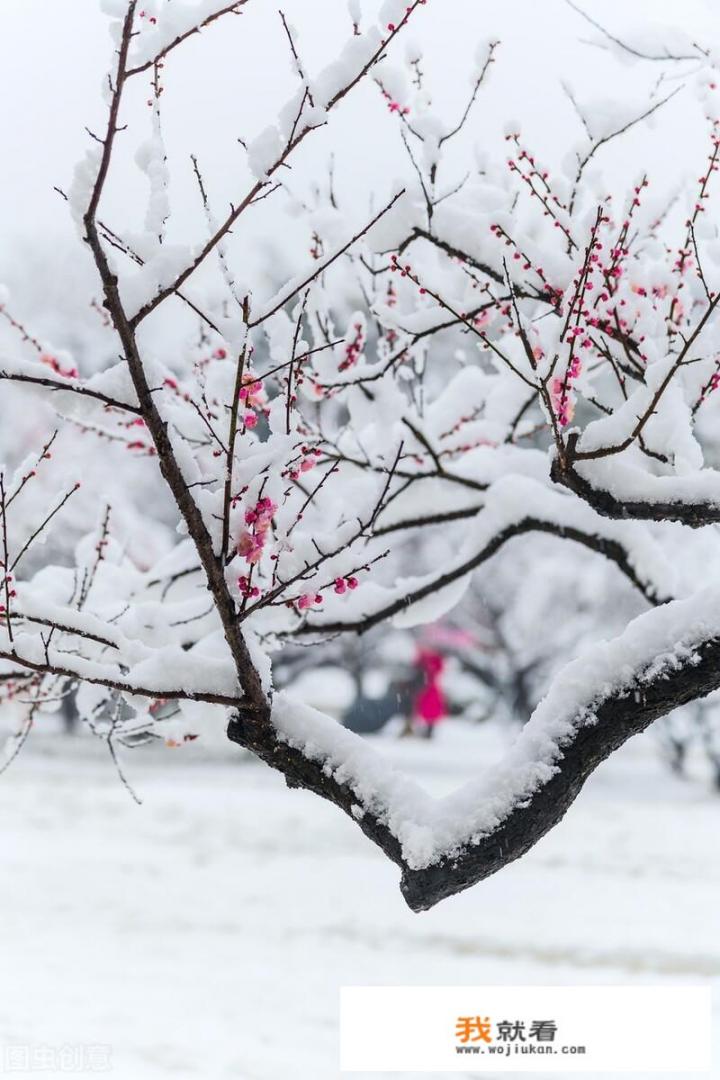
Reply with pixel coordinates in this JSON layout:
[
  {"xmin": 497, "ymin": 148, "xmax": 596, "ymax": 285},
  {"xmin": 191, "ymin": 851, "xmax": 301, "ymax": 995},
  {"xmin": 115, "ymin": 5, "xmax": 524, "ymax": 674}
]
[
  {"xmin": 551, "ymin": 449, "xmax": 720, "ymax": 528},
  {"xmin": 227, "ymin": 708, "xmax": 405, "ymax": 865},
  {"xmin": 400, "ymin": 633, "xmax": 720, "ymax": 909}
]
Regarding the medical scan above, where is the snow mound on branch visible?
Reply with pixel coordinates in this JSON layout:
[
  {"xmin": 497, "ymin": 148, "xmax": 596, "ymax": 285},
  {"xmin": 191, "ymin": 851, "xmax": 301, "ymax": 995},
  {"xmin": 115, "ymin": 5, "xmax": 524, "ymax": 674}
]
[
  {"xmin": 306, "ymin": 472, "xmax": 675, "ymax": 631},
  {"xmin": 126, "ymin": 1, "xmax": 243, "ymax": 70},
  {"xmin": 272, "ymin": 586, "xmax": 720, "ymax": 869},
  {"xmin": 574, "ymin": 455, "xmax": 720, "ymax": 507}
]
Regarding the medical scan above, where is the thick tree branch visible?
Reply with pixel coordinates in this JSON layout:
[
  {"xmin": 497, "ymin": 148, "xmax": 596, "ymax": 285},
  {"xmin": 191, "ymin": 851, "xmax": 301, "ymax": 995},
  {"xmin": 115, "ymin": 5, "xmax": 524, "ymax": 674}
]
[
  {"xmin": 401, "ymin": 629, "xmax": 720, "ymax": 909},
  {"xmin": 229, "ymin": 615, "xmax": 720, "ymax": 911},
  {"xmin": 294, "ymin": 515, "xmax": 667, "ymax": 638},
  {"xmin": 552, "ymin": 452, "xmax": 720, "ymax": 528},
  {"xmin": 82, "ymin": 0, "xmax": 268, "ymax": 712}
]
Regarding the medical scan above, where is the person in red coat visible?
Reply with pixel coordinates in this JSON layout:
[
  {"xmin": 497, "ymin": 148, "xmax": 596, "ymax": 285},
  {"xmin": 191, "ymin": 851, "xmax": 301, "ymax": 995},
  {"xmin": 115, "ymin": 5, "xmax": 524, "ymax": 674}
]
[{"xmin": 413, "ymin": 648, "xmax": 446, "ymax": 738}]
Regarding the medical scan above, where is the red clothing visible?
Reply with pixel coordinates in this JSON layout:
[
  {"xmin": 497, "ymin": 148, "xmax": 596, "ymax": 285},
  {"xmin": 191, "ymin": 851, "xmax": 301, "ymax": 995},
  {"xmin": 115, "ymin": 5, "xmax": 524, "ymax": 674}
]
[{"xmin": 413, "ymin": 649, "xmax": 446, "ymax": 727}]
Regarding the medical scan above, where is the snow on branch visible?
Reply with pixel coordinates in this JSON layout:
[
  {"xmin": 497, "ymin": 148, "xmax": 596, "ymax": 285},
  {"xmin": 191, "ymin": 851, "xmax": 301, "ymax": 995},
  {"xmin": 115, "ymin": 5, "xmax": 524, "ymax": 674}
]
[
  {"xmin": 231, "ymin": 587, "xmax": 720, "ymax": 909},
  {"xmin": 294, "ymin": 475, "xmax": 676, "ymax": 637}
]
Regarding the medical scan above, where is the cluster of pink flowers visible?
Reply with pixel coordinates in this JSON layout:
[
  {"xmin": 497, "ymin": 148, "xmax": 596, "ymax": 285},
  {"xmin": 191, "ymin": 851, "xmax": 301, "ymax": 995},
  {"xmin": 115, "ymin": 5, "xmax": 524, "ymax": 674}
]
[
  {"xmin": 565, "ymin": 325, "xmax": 592, "ymax": 350},
  {"xmin": 390, "ymin": 253, "xmax": 414, "ymax": 279},
  {"xmin": 0, "ymin": 678, "xmax": 22, "ymax": 702},
  {"xmin": 192, "ymin": 347, "xmax": 227, "ymax": 376},
  {"xmin": 286, "ymin": 446, "xmax": 322, "ymax": 481},
  {"xmin": 163, "ymin": 375, "xmax": 193, "ymax": 404},
  {"xmin": 239, "ymin": 372, "xmax": 266, "ymax": 429},
  {"xmin": 672, "ymin": 138, "xmax": 720, "ymax": 281},
  {"xmin": 551, "ymin": 357, "xmax": 582, "ymax": 428},
  {"xmin": 0, "ymin": 572, "xmax": 17, "ymax": 616},
  {"xmin": 237, "ymin": 575, "xmax": 260, "ymax": 600},
  {"xmin": 41, "ymin": 354, "xmax": 78, "ymax": 379},
  {"xmin": 333, "ymin": 576, "xmax": 359, "ymax": 594},
  {"xmin": 473, "ymin": 308, "xmax": 492, "ymax": 331},
  {"xmin": 297, "ymin": 592, "xmax": 323, "ymax": 610},
  {"xmin": 383, "ymin": 281, "xmax": 399, "ymax": 347},
  {"xmin": 237, "ymin": 496, "xmax": 277, "ymax": 566},
  {"xmin": 340, "ymin": 322, "xmax": 365, "ymax": 371},
  {"xmin": 121, "ymin": 416, "xmax": 154, "ymax": 455},
  {"xmin": 295, "ymin": 574, "xmax": 361, "ymax": 612},
  {"xmin": 125, "ymin": 440, "xmax": 157, "ymax": 455}
]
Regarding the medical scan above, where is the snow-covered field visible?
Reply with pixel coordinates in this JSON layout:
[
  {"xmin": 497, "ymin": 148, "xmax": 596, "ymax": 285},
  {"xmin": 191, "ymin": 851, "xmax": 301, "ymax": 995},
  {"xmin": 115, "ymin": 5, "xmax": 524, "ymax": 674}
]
[{"xmin": 0, "ymin": 719, "xmax": 718, "ymax": 1079}]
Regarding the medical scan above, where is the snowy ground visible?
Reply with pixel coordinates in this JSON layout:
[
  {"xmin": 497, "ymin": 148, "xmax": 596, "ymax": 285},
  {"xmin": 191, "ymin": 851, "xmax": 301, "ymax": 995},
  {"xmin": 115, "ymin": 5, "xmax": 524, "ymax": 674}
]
[{"xmin": 0, "ymin": 717, "xmax": 718, "ymax": 1079}]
